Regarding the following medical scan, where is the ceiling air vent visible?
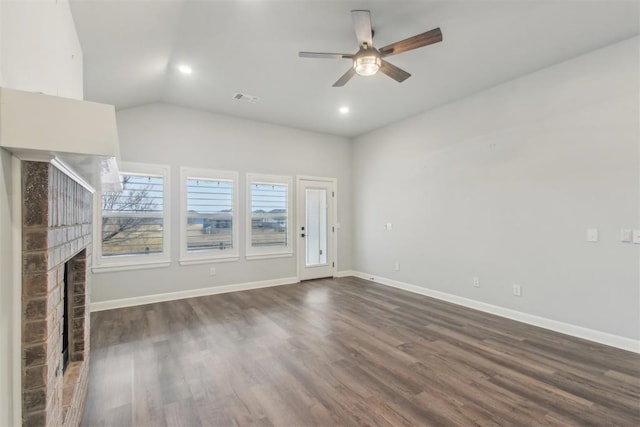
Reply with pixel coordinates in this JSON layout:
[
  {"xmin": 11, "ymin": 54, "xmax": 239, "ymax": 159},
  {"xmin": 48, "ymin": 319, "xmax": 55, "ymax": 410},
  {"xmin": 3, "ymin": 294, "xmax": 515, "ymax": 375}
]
[{"xmin": 232, "ymin": 92, "xmax": 260, "ymax": 104}]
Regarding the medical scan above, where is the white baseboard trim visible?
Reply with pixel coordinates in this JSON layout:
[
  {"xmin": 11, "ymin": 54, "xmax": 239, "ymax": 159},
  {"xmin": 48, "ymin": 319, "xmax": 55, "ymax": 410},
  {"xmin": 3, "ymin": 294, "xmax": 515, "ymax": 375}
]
[
  {"xmin": 334, "ymin": 270, "xmax": 357, "ymax": 278},
  {"xmin": 90, "ymin": 276, "xmax": 299, "ymax": 312},
  {"xmin": 351, "ymin": 271, "xmax": 640, "ymax": 354}
]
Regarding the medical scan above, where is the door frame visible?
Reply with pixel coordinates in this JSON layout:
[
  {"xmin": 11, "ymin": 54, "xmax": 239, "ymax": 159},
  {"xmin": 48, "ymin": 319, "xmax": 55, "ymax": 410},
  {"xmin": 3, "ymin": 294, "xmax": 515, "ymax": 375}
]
[{"xmin": 296, "ymin": 175, "xmax": 338, "ymax": 281}]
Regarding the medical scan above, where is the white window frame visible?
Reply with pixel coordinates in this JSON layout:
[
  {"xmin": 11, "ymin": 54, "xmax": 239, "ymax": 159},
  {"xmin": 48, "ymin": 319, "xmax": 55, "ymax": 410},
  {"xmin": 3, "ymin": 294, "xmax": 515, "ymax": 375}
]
[
  {"xmin": 93, "ymin": 161, "xmax": 171, "ymax": 273},
  {"xmin": 180, "ymin": 167, "xmax": 239, "ymax": 265},
  {"xmin": 246, "ymin": 173, "xmax": 293, "ymax": 260}
]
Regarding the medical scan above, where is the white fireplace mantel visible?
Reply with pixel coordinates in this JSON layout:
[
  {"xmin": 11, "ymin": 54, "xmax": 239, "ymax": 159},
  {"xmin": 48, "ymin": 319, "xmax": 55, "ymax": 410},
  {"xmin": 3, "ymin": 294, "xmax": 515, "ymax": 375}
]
[{"xmin": 0, "ymin": 87, "xmax": 122, "ymax": 192}]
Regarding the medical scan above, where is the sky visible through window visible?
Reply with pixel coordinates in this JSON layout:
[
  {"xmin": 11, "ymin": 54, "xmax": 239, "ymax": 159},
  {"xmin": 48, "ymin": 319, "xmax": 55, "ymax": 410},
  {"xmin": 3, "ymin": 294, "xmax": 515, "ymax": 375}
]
[
  {"xmin": 103, "ymin": 174, "xmax": 164, "ymax": 213},
  {"xmin": 187, "ymin": 179, "xmax": 232, "ymax": 213},
  {"xmin": 251, "ymin": 183, "xmax": 287, "ymax": 213}
]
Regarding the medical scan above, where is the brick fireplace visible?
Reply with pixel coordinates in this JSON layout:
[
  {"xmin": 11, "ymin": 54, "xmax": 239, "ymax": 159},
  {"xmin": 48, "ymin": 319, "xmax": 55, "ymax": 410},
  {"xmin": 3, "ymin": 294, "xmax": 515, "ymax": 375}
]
[{"xmin": 21, "ymin": 161, "xmax": 92, "ymax": 427}]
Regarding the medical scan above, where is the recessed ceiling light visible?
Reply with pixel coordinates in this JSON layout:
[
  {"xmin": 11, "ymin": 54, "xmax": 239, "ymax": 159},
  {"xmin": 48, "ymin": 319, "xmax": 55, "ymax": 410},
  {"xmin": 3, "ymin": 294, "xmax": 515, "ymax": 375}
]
[
  {"xmin": 339, "ymin": 106, "xmax": 349, "ymax": 114},
  {"xmin": 178, "ymin": 64, "xmax": 193, "ymax": 75}
]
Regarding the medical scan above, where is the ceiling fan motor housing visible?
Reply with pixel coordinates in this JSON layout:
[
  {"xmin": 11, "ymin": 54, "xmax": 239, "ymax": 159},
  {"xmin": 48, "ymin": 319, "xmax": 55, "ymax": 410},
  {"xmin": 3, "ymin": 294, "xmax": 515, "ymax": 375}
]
[{"xmin": 353, "ymin": 47, "xmax": 382, "ymax": 76}]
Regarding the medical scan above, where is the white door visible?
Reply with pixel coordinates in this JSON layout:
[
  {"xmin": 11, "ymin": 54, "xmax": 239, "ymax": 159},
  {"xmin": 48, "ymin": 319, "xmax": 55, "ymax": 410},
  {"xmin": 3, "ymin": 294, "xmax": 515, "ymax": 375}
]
[{"xmin": 297, "ymin": 178, "xmax": 335, "ymax": 280}]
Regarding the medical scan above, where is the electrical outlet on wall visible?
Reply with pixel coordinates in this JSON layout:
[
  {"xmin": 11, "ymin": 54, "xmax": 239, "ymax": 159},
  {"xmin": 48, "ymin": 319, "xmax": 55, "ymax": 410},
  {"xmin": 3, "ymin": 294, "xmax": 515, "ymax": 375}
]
[
  {"xmin": 473, "ymin": 277, "xmax": 480, "ymax": 287},
  {"xmin": 394, "ymin": 262, "xmax": 400, "ymax": 271},
  {"xmin": 209, "ymin": 267, "xmax": 216, "ymax": 276},
  {"xmin": 513, "ymin": 284, "xmax": 522, "ymax": 297}
]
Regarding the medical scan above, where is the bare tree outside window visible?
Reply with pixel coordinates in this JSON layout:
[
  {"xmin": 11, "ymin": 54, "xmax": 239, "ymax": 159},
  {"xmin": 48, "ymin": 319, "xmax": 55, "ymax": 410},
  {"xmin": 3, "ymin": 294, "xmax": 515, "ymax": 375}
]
[{"xmin": 101, "ymin": 174, "xmax": 164, "ymax": 256}]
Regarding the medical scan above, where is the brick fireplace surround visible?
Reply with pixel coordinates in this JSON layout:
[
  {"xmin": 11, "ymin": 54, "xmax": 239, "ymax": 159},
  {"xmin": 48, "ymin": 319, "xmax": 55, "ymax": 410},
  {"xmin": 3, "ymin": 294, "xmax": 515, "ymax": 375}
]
[{"xmin": 22, "ymin": 161, "xmax": 92, "ymax": 426}]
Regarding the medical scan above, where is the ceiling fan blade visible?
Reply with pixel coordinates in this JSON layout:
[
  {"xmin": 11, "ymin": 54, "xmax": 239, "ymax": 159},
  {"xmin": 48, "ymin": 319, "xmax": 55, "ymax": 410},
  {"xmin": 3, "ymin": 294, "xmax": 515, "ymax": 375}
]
[
  {"xmin": 379, "ymin": 60, "xmax": 411, "ymax": 83},
  {"xmin": 351, "ymin": 10, "xmax": 373, "ymax": 48},
  {"xmin": 299, "ymin": 52, "xmax": 354, "ymax": 59},
  {"xmin": 333, "ymin": 67, "xmax": 357, "ymax": 87},
  {"xmin": 379, "ymin": 28, "xmax": 442, "ymax": 57}
]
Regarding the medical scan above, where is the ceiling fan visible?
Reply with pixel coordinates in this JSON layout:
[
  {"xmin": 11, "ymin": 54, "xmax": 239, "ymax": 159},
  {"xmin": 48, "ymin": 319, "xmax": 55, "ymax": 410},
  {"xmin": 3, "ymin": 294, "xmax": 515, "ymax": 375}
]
[{"xmin": 299, "ymin": 10, "xmax": 442, "ymax": 87}]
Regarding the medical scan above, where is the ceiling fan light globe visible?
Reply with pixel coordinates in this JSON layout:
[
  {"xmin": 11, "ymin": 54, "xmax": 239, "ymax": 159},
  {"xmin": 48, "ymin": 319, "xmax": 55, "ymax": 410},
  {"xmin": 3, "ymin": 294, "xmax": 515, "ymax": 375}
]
[{"xmin": 354, "ymin": 55, "xmax": 381, "ymax": 76}]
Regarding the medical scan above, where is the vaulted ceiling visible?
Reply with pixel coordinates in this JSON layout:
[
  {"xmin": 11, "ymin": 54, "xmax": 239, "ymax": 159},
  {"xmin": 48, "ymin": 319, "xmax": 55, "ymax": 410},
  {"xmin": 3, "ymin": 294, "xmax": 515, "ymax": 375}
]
[{"xmin": 70, "ymin": 0, "xmax": 639, "ymax": 137}]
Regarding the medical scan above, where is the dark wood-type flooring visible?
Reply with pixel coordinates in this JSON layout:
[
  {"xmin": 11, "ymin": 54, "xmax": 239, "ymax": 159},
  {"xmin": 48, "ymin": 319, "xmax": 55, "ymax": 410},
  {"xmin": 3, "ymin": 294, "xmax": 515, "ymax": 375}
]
[{"xmin": 82, "ymin": 277, "xmax": 640, "ymax": 426}]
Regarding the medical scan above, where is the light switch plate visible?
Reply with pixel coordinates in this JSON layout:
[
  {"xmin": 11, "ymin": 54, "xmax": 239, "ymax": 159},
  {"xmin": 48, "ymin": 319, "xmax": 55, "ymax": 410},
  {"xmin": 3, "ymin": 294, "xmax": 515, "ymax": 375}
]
[
  {"xmin": 621, "ymin": 229, "xmax": 633, "ymax": 243},
  {"xmin": 633, "ymin": 230, "xmax": 640, "ymax": 244},
  {"xmin": 587, "ymin": 228, "xmax": 598, "ymax": 242}
]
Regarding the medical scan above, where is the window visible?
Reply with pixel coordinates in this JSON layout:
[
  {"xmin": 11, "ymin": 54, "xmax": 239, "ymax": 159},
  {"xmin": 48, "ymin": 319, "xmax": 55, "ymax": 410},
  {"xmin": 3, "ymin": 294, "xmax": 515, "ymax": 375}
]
[
  {"xmin": 246, "ymin": 173, "xmax": 293, "ymax": 259},
  {"xmin": 93, "ymin": 162, "xmax": 170, "ymax": 272},
  {"xmin": 180, "ymin": 168, "xmax": 239, "ymax": 265}
]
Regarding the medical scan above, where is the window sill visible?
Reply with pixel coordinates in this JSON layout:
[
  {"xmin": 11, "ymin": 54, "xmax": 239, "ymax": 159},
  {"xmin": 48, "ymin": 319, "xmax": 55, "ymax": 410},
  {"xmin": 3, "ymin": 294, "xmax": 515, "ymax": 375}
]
[
  {"xmin": 245, "ymin": 252, "xmax": 293, "ymax": 261},
  {"xmin": 179, "ymin": 256, "xmax": 239, "ymax": 266},
  {"xmin": 92, "ymin": 260, "xmax": 171, "ymax": 273}
]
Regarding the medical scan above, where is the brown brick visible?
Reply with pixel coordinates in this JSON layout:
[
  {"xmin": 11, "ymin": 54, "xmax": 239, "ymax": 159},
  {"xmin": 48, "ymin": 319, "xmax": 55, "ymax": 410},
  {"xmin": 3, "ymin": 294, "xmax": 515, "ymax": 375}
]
[
  {"xmin": 72, "ymin": 259, "xmax": 86, "ymax": 271},
  {"xmin": 72, "ymin": 306, "xmax": 84, "ymax": 318},
  {"xmin": 23, "ymin": 410, "xmax": 46, "ymax": 427},
  {"xmin": 72, "ymin": 317, "xmax": 84, "ymax": 330},
  {"xmin": 70, "ymin": 352, "xmax": 84, "ymax": 363},
  {"xmin": 23, "ymin": 274, "xmax": 48, "ymax": 297},
  {"xmin": 24, "ymin": 298, "xmax": 47, "ymax": 319},
  {"xmin": 24, "ymin": 343, "xmax": 47, "ymax": 367},
  {"xmin": 72, "ymin": 341, "xmax": 85, "ymax": 353},
  {"xmin": 72, "ymin": 294, "xmax": 85, "ymax": 306},
  {"xmin": 24, "ymin": 228, "xmax": 48, "ymax": 251},
  {"xmin": 23, "ymin": 162, "xmax": 50, "ymax": 227},
  {"xmin": 73, "ymin": 281, "xmax": 85, "ymax": 294},
  {"xmin": 23, "ymin": 365, "xmax": 47, "ymax": 390},
  {"xmin": 23, "ymin": 388, "xmax": 46, "ymax": 412},
  {"xmin": 24, "ymin": 320, "xmax": 47, "ymax": 343},
  {"xmin": 23, "ymin": 251, "xmax": 48, "ymax": 274},
  {"xmin": 72, "ymin": 330, "xmax": 84, "ymax": 343}
]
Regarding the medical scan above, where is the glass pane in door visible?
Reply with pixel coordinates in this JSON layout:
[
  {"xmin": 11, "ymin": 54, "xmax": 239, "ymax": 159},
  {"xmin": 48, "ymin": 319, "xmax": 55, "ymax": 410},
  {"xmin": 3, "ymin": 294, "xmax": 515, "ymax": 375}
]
[{"xmin": 305, "ymin": 188, "xmax": 327, "ymax": 266}]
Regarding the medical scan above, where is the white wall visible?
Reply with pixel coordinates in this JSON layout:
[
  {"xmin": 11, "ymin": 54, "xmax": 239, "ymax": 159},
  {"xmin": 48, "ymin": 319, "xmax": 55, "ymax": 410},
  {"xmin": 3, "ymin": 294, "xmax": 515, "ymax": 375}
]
[
  {"xmin": 91, "ymin": 104, "xmax": 352, "ymax": 302},
  {"xmin": 352, "ymin": 37, "xmax": 640, "ymax": 341},
  {"xmin": 0, "ymin": 148, "xmax": 16, "ymax": 427},
  {"xmin": 0, "ymin": 0, "xmax": 83, "ymax": 99},
  {"xmin": 0, "ymin": 1, "xmax": 84, "ymax": 425}
]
